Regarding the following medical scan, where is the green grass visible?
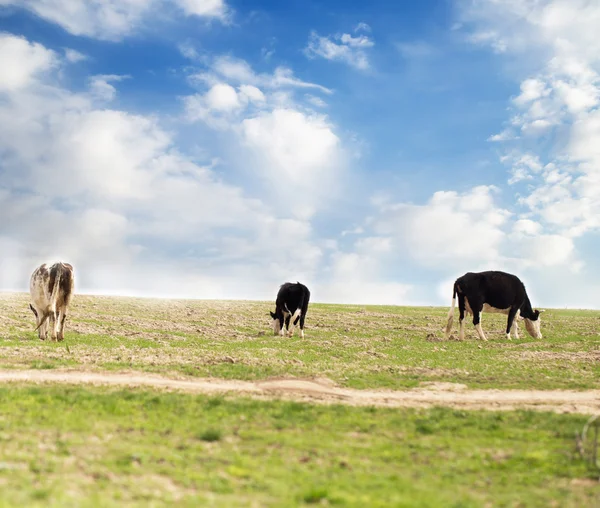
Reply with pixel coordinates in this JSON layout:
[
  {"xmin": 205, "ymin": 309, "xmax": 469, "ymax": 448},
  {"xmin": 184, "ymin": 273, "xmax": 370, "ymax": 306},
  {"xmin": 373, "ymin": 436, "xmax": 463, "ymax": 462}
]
[
  {"xmin": 1, "ymin": 293, "xmax": 600, "ymax": 390},
  {"xmin": 0, "ymin": 385, "xmax": 597, "ymax": 507}
]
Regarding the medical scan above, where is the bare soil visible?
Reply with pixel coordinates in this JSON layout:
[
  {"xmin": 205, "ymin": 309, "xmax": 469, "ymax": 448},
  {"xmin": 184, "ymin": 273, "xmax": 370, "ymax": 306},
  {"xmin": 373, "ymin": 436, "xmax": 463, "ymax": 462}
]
[{"xmin": 1, "ymin": 369, "xmax": 599, "ymax": 414}]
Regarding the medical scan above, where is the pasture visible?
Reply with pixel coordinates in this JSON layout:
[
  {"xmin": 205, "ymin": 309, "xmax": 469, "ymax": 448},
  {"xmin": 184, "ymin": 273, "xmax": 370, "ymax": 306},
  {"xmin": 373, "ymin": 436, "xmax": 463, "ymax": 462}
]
[
  {"xmin": 0, "ymin": 386, "xmax": 597, "ymax": 507},
  {"xmin": 0, "ymin": 293, "xmax": 599, "ymax": 390},
  {"xmin": 1, "ymin": 292, "xmax": 600, "ymax": 506}
]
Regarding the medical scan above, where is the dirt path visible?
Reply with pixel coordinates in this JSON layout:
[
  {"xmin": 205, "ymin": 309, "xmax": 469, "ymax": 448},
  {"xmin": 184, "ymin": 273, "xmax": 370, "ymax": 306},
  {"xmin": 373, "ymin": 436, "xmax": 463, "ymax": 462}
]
[{"xmin": 1, "ymin": 369, "xmax": 599, "ymax": 414}]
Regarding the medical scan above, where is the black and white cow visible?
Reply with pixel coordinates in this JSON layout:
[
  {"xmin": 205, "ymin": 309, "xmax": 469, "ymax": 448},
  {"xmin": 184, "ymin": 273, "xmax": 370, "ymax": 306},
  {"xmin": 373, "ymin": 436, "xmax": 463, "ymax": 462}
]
[
  {"xmin": 445, "ymin": 270, "xmax": 543, "ymax": 341},
  {"xmin": 29, "ymin": 261, "xmax": 75, "ymax": 341},
  {"xmin": 270, "ymin": 282, "xmax": 310, "ymax": 338}
]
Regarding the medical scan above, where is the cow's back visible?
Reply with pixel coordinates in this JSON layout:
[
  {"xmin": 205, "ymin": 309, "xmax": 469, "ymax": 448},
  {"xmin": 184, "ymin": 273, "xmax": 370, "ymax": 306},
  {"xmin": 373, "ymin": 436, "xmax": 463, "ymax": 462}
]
[
  {"xmin": 30, "ymin": 262, "xmax": 74, "ymax": 311},
  {"xmin": 276, "ymin": 282, "xmax": 309, "ymax": 308},
  {"xmin": 56, "ymin": 263, "xmax": 74, "ymax": 308},
  {"xmin": 457, "ymin": 271, "xmax": 526, "ymax": 308},
  {"xmin": 30, "ymin": 263, "xmax": 51, "ymax": 310}
]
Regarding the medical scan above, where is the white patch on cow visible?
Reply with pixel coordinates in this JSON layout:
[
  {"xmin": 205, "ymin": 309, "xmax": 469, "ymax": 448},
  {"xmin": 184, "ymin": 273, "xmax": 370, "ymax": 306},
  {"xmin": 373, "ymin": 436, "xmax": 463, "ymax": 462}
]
[
  {"xmin": 464, "ymin": 297, "xmax": 473, "ymax": 316},
  {"xmin": 505, "ymin": 332, "xmax": 512, "ymax": 341},
  {"xmin": 300, "ymin": 329, "xmax": 304, "ymax": 339},
  {"xmin": 475, "ymin": 318, "xmax": 487, "ymax": 341},
  {"xmin": 511, "ymin": 309, "xmax": 520, "ymax": 340},
  {"xmin": 444, "ymin": 293, "xmax": 457, "ymax": 339},
  {"xmin": 287, "ymin": 308, "xmax": 301, "ymax": 337},
  {"xmin": 272, "ymin": 318, "xmax": 281, "ymax": 336},
  {"xmin": 459, "ymin": 317, "xmax": 465, "ymax": 340},
  {"xmin": 282, "ymin": 310, "xmax": 289, "ymax": 334},
  {"xmin": 524, "ymin": 317, "xmax": 542, "ymax": 339},
  {"xmin": 482, "ymin": 304, "xmax": 510, "ymax": 315}
]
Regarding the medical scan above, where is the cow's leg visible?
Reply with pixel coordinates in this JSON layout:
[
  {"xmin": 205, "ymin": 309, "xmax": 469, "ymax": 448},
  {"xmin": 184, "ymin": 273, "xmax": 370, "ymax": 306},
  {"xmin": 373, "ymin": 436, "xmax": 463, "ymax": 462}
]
[
  {"xmin": 506, "ymin": 307, "xmax": 519, "ymax": 340},
  {"xmin": 299, "ymin": 313, "xmax": 306, "ymax": 339},
  {"xmin": 57, "ymin": 308, "xmax": 67, "ymax": 342},
  {"xmin": 38, "ymin": 313, "xmax": 49, "ymax": 341},
  {"xmin": 30, "ymin": 304, "xmax": 46, "ymax": 341},
  {"xmin": 49, "ymin": 311, "xmax": 58, "ymax": 341},
  {"xmin": 471, "ymin": 301, "xmax": 487, "ymax": 341},
  {"xmin": 458, "ymin": 294, "xmax": 466, "ymax": 340},
  {"xmin": 511, "ymin": 310, "xmax": 520, "ymax": 340},
  {"xmin": 287, "ymin": 309, "xmax": 301, "ymax": 338},
  {"xmin": 282, "ymin": 313, "xmax": 289, "ymax": 337}
]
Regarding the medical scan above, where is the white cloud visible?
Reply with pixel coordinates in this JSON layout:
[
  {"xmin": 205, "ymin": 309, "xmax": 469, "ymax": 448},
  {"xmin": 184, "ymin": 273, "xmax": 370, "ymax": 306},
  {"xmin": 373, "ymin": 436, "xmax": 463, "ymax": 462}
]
[
  {"xmin": 183, "ymin": 55, "xmax": 342, "ymax": 218},
  {"xmin": 339, "ymin": 33, "xmax": 374, "ymax": 49},
  {"xmin": 261, "ymin": 37, "xmax": 277, "ymax": 61},
  {"xmin": 0, "ymin": 0, "xmax": 228, "ymax": 41},
  {"xmin": 0, "ymin": 34, "xmax": 330, "ymax": 299},
  {"xmin": 305, "ymin": 94, "xmax": 327, "ymax": 108},
  {"xmin": 513, "ymin": 78, "xmax": 550, "ymax": 105},
  {"xmin": 197, "ymin": 56, "xmax": 332, "ymax": 94},
  {"xmin": 239, "ymin": 84, "xmax": 265, "ymax": 104},
  {"xmin": 316, "ymin": 238, "xmax": 412, "ymax": 305},
  {"xmin": 0, "ymin": 0, "xmax": 151, "ymax": 40},
  {"xmin": 0, "ymin": 33, "xmax": 56, "ymax": 91},
  {"xmin": 64, "ymin": 48, "xmax": 87, "ymax": 63},
  {"xmin": 241, "ymin": 108, "xmax": 342, "ymax": 218},
  {"xmin": 184, "ymin": 81, "xmax": 266, "ymax": 128},
  {"xmin": 513, "ymin": 219, "xmax": 542, "ymax": 236},
  {"xmin": 354, "ymin": 22, "xmax": 371, "ymax": 33},
  {"xmin": 304, "ymin": 29, "xmax": 374, "ymax": 70},
  {"xmin": 204, "ymin": 83, "xmax": 241, "ymax": 111},
  {"xmin": 89, "ymin": 74, "xmax": 129, "ymax": 102},
  {"xmin": 516, "ymin": 234, "xmax": 575, "ymax": 268},
  {"xmin": 178, "ymin": 41, "xmax": 202, "ymax": 61},
  {"xmin": 373, "ymin": 186, "xmax": 510, "ymax": 268},
  {"xmin": 242, "ymin": 108, "xmax": 339, "ymax": 184},
  {"xmin": 488, "ymin": 129, "xmax": 517, "ymax": 142},
  {"xmin": 342, "ymin": 179, "xmax": 583, "ymax": 306},
  {"xmin": 462, "ymin": 0, "xmax": 600, "ymax": 244},
  {"xmin": 467, "ymin": 30, "xmax": 507, "ymax": 53},
  {"xmin": 176, "ymin": 0, "xmax": 227, "ymax": 18}
]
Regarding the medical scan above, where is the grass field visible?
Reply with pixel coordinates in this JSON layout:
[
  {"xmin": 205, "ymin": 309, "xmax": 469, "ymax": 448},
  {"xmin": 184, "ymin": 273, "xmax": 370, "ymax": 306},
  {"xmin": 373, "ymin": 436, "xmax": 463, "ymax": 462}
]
[
  {"xmin": 1, "ymin": 293, "xmax": 599, "ymax": 390},
  {"xmin": 1, "ymin": 293, "xmax": 600, "ymax": 506},
  {"xmin": 0, "ymin": 385, "xmax": 598, "ymax": 507}
]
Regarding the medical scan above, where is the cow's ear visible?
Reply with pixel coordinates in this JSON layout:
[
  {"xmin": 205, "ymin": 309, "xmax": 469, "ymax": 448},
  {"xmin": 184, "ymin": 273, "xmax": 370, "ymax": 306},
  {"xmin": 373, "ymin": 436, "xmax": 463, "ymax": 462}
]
[{"xmin": 270, "ymin": 311, "xmax": 276, "ymax": 319}]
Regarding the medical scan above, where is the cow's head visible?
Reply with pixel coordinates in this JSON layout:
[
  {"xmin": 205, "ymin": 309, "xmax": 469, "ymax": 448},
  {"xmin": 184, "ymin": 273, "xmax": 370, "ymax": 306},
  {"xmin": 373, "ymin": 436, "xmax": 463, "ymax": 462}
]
[
  {"xmin": 270, "ymin": 310, "xmax": 283, "ymax": 336},
  {"xmin": 524, "ymin": 309, "xmax": 544, "ymax": 339}
]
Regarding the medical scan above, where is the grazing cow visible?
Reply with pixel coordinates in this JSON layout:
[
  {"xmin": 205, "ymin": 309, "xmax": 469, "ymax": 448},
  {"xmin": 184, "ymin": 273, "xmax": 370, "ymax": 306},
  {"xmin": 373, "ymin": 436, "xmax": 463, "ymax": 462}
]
[
  {"xmin": 445, "ymin": 271, "xmax": 543, "ymax": 341},
  {"xmin": 270, "ymin": 282, "xmax": 310, "ymax": 338},
  {"xmin": 29, "ymin": 262, "xmax": 75, "ymax": 341}
]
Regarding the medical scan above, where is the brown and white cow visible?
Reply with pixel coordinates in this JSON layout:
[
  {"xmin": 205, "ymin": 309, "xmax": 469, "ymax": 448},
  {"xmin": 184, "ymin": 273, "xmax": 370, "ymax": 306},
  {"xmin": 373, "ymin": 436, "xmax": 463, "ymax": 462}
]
[{"xmin": 29, "ymin": 262, "xmax": 75, "ymax": 341}]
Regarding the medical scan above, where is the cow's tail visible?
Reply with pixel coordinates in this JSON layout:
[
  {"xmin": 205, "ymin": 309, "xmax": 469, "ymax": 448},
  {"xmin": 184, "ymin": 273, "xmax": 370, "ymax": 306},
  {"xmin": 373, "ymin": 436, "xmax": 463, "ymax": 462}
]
[
  {"xmin": 34, "ymin": 314, "xmax": 48, "ymax": 332},
  {"xmin": 444, "ymin": 282, "xmax": 458, "ymax": 337},
  {"xmin": 292, "ymin": 287, "xmax": 310, "ymax": 325},
  {"xmin": 300, "ymin": 288, "xmax": 310, "ymax": 322},
  {"xmin": 49, "ymin": 263, "xmax": 63, "ymax": 316}
]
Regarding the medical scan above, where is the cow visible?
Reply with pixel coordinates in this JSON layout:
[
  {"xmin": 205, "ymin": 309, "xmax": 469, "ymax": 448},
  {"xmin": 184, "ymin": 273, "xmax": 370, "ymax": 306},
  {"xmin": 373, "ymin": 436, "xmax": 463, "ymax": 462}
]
[
  {"xmin": 29, "ymin": 261, "xmax": 75, "ymax": 342},
  {"xmin": 444, "ymin": 271, "xmax": 543, "ymax": 341},
  {"xmin": 270, "ymin": 282, "xmax": 310, "ymax": 338}
]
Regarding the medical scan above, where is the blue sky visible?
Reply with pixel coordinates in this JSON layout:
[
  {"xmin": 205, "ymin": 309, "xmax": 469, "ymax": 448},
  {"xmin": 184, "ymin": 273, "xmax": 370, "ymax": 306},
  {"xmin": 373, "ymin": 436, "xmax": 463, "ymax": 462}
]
[{"xmin": 0, "ymin": 0, "xmax": 599, "ymax": 308}]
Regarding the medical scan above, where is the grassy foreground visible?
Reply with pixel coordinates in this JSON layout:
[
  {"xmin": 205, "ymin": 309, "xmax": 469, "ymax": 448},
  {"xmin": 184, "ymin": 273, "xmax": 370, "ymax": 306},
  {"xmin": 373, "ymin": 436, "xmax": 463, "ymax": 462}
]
[
  {"xmin": 1, "ymin": 293, "xmax": 600, "ymax": 390},
  {"xmin": 0, "ymin": 385, "xmax": 597, "ymax": 507}
]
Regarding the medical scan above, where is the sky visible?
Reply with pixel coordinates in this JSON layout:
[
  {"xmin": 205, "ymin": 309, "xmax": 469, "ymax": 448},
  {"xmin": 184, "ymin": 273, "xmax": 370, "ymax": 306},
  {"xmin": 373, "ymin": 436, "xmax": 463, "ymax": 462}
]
[{"xmin": 0, "ymin": 0, "xmax": 599, "ymax": 308}]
